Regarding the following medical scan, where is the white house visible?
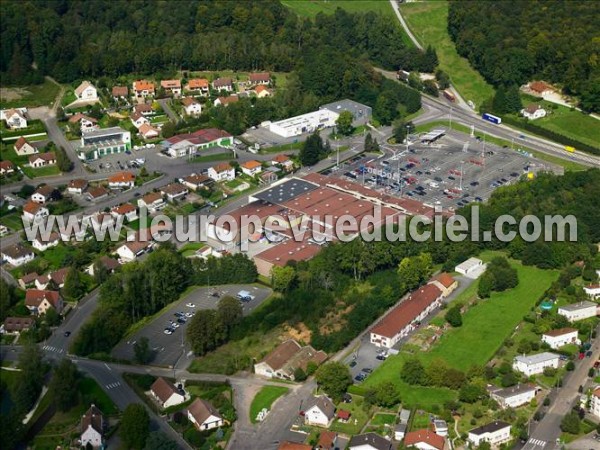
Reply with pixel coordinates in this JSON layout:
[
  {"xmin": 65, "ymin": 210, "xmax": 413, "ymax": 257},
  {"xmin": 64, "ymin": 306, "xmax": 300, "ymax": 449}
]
[
  {"xmin": 212, "ymin": 77, "xmax": 233, "ymax": 92},
  {"xmin": 468, "ymin": 421, "xmax": 511, "ymax": 447},
  {"xmin": 116, "ymin": 240, "xmax": 151, "ymax": 262},
  {"xmin": 108, "ymin": 171, "xmax": 136, "ymax": 189},
  {"xmin": 349, "ymin": 433, "xmax": 394, "ymax": 450},
  {"xmin": 591, "ymin": 387, "xmax": 600, "ymax": 419},
  {"xmin": 14, "ymin": 136, "xmax": 37, "ymax": 155},
  {"xmin": 160, "ymin": 183, "xmax": 189, "ymax": 202},
  {"xmin": 541, "ymin": 328, "xmax": 580, "ymax": 349},
  {"xmin": 404, "ymin": 429, "xmax": 446, "ymax": 450},
  {"xmin": 488, "ymin": 384, "xmax": 538, "ymax": 409},
  {"xmin": 138, "ymin": 192, "xmax": 165, "ymax": 212},
  {"xmin": 394, "ymin": 423, "xmax": 407, "ymax": 441},
  {"xmin": 0, "ymin": 160, "xmax": 15, "ymax": 176},
  {"xmin": 186, "ymin": 79, "xmax": 210, "ymax": 95},
  {"xmin": 150, "ymin": 377, "xmax": 186, "ymax": 409},
  {"xmin": 133, "ymin": 80, "xmax": 156, "ymax": 97},
  {"xmin": 160, "ymin": 79, "xmax": 182, "ymax": 97},
  {"xmin": 67, "ymin": 179, "xmax": 89, "ymax": 195},
  {"xmin": 25, "ymin": 289, "xmax": 63, "ymax": 315},
  {"xmin": 241, "ymin": 160, "xmax": 263, "ymax": 177},
  {"xmin": 74, "ymin": 81, "xmax": 98, "ymax": 101},
  {"xmin": 130, "ymin": 111, "xmax": 150, "ymax": 129},
  {"xmin": 187, "ymin": 398, "xmax": 224, "ymax": 431},
  {"xmin": 557, "ymin": 301, "xmax": 598, "ymax": 322},
  {"xmin": 32, "ymin": 232, "xmax": 61, "ymax": 252},
  {"xmin": 521, "ymin": 104, "xmax": 546, "ymax": 120},
  {"xmin": 111, "ymin": 203, "xmax": 138, "ymax": 222},
  {"xmin": 31, "ymin": 185, "xmax": 57, "ymax": 204},
  {"xmin": 1, "ymin": 243, "xmax": 35, "ymax": 267},
  {"xmin": 139, "ymin": 123, "xmax": 159, "ymax": 140},
  {"xmin": 584, "ymin": 284, "xmax": 600, "ymax": 299},
  {"xmin": 513, "ymin": 352, "xmax": 560, "ymax": 376},
  {"xmin": 68, "ymin": 113, "xmax": 98, "ymax": 132},
  {"xmin": 2, "ymin": 108, "xmax": 28, "ymax": 129},
  {"xmin": 29, "ymin": 153, "xmax": 56, "ymax": 168},
  {"xmin": 80, "ymin": 404, "xmax": 104, "ymax": 448},
  {"xmin": 182, "ymin": 97, "xmax": 203, "ymax": 116},
  {"xmin": 269, "ymin": 109, "xmax": 338, "ymax": 138},
  {"xmin": 208, "ymin": 163, "xmax": 235, "ymax": 182},
  {"xmin": 454, "ymin": 257, "xmax": 484, "ymax": 277},
  {"xmin": 433, "ymin": 419, "xmax": 448, "ymax": 437},
  {"xmin": 22, "ymin": 201, "xmax": 50, "ymax": 223},
  {"xmin": 304, "ymin": 396, "xmax": 335, "ymax": 428}
]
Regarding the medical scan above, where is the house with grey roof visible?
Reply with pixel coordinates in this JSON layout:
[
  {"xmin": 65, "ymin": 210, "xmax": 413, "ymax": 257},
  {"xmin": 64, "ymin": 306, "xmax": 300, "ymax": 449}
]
[{"xmin": 513, "ymin": 352, "xmax": 559, "ymax": 376}]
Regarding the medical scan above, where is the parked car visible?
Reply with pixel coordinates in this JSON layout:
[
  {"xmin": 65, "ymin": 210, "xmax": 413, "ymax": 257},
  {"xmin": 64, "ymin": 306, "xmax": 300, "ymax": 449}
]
[
  {"xmin": 64, "ymin": 331, "xmax": 71, "ymax": 337},
  {"xmin": 186, "ymin": 303, "xmax": 195, "ymax": 308},
  {"xmin": 349, "ymin": 361, "xmax": 357, "ymax": 368}
]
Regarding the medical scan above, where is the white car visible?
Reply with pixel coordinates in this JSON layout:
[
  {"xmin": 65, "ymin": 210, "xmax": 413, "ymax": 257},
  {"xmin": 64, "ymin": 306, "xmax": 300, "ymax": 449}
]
[
  {"xmin": 186, "ymin": 303, "xmax": 195, "ymax": 308},
  {"xmin": 171, "ymin": 322, "xmax": 180, "ymax": 328},
  {"xmin": 164, "ymin": 329, "xmax": 172, "ymax": 335},
  {"xmin": 185, "ymin": 312, "xmax": 193, "ymax": 318}
]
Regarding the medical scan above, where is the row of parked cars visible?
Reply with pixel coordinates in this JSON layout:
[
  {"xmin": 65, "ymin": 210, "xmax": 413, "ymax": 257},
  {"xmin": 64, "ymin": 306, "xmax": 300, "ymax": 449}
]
[{"xmin": 164, "ymin": 305, "xmax": 195, "ymax": 334}]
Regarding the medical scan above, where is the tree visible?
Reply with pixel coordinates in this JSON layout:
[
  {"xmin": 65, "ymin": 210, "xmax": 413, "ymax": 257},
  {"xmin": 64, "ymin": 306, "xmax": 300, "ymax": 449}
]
[
  {"xmin": 63, "ymin": 267, "xmax": 86, "ymax": 300},
  {"xmin": 423, "ymin": 79, "xmax": 439, "ymax": 97},
  {"xmin": 55, "ymin": 145, "xmax": 73, "ymax": 172},
  {"xmin": 392, "ymin": 120, "xmax": 414, "ymax": 144},
  {"xmin": 364, "ymin": 133, "xmax": 380, "ymax": 152},
  {"xmin": 335, "ymin": 110, "xmax": 354, "ymax": 136},
  {"xmin": 120, "ymin": 404, "xmax": 150, "ymax": 450},
  {"xmin": 144, "ymin": 432, "xmax": 178, "ymax": 450},
  {"xmin": 45, "ymin": 307, "xmax": 61, "ymax": 326},
  {"xmin": 49, "ymin": 359, "xmax": 79, "ymax": 411},
  {"xmin": 314, "ymin": 362, "xmax": 352, "ymax": 402},
  {"xmin": 505, "ymin": 85, "xmax": 523, "ymax": 113},
  {"xmin": 374, "ymin": 381, "xmax": 401, "ymax": 407},
  {"xmin": 299, "ymin": 131, "xmax": 327, "ymax": 166},
  {"xmin": 271, "ymin": 266, "xmax": 296, "ymax": 292},
  {"xmin": 560, "ymin": 411, "xmax": 580, "ymax": 434},
  {"xmin": 186, "ymin": 309, "xmax": 225, "ymax": 355},
  {"xmin": 445, "ymin": 305, "xmax": 463, "ymax": 327},
  {"xmin": 161, "ymin": 122, "xmax": 176, "ymax": 138},
  {"xmin": 565, "ymin": 361, "xmax": 575, "ymax": 371},
  {"xmin": 217, "ymin": 296, "xmax": 243, "ymax": 332},
  {"xmin": 477, "ymin": 441, "xmax": 491, "ymax": 450},
  {"xmin": 459, "ymin": 383, "xmax": 485, "ymax": 403},
  {"xmin": 408, "ymin": 72, "xmax": 423, "ymax": 91},
  {"xmin": 400, "ymin": 357, "xmax": 427, "ymax": 385},
  {"xmin": 500, "ymin": 372, "xmax": 518, "ymax": 387},
  {"xmin": 13, "ymin": 344, "xmax": 45, "ymax": 414},
  {"xmin": 134, "ymin": 337, "xmax": 152, "ymax": 364},
  {"xmin": 435, "ymin": 69, "xmax": 450, "ymax": 90}
]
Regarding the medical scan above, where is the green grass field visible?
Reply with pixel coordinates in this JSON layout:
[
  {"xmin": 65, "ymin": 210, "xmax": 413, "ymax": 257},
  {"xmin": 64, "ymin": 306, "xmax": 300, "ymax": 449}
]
[
  {"xmin": 249, "ymin": 386, "xmax": 289, "ymax": 423},
  {"xmin": 281, "ymin": 0, "xmax": 394, "ymax": 18},
  {"xmin": 329, "ymin": 397, "xmax": 370, "ymax": 435},
  {"xmin": 400, "ymin": 1, "xmax": 495, "ymax": 109},
  {"xmin": 22, "ymin": 165, "xmax": 61, "ymax": 178},
  {"xmin": 0, "ymin": 213, "xmax": 24, "ymax": 231},
  {"xmin": 363, "ymin": 253, "xmax": 558, "ymax": 392},
  {"xmin": 0, "ymin": 79, "xmax": 61, "ymax": 109}
]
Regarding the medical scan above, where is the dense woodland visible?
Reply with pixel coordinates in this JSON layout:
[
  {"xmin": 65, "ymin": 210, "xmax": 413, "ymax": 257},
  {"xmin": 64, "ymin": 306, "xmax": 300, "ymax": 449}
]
[{"xmin": 448, "ymin": 0, "xmax": 600, "ymax": 112}]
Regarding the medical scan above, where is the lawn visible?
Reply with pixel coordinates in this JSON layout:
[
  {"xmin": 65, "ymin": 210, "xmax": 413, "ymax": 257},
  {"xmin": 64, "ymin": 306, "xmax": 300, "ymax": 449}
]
[
  {"xmin": 249, "ymin": 386, "xmax": 289, "ymax": 423},
  {"xmin": 192, "ymin": 152, "xmax": 233, "ymax": 163},
  {"xmin": 0, "ymin": 212, "xmax": 24, "ymax": 231},
  {"xmin": 281, "ymin": 0, "xmax": 394, "ymax": 18},
  {"xmin": 40, "ymin": 244, "xmax": 75, "ymax": 269},
  {"xmin": 21, "ymin": 165, "xmax": 62, "ymax": 178},
  {"xmin": 370, "ymin": 413, "xmax": 396, "ymax": 426},
  {"xmin": 329, "ymin": 396, "xmax": 370, "ymax": 435},
  {"xmin": 0, "ymin": 79, "xmax": 61, "ymax": 109},
  {"xmin": 400, "ymin": 1, "xmax": 495, "ymax": 109},
  {"xmin": 78, "ymin": 376, "xmax": 119, "ymax": 415}
]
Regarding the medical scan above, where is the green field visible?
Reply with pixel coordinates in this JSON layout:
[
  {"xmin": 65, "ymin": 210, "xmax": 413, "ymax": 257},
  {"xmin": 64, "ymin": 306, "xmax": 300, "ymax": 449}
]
[
  {"xmin": 329, "ymin": 397, "xmax": 370, "ymax": 435},
  {"xmin": 249, "ymin": 386, "xmax": 289, "ymax": 423},
  {"xmin": 400, "ymin": 1, "xmax": 495, "ymax": 109},
  {"xmin": 192, "ymin": 152, "xmax": 233, "ymax": 163},
  {"xmin": 0, "ymin": 79, "xmax": 61, "ymax": 109},
  {"xmin": 363, "ymin": 253, "xmax": 558, "ymax": 391},
  {"xmin": 281, "ymin": 0, "xmax": 394, "ymax": 18},
  {"xmin": 22, "ymin": 165, "xmax": 61, "ymax": 178}
]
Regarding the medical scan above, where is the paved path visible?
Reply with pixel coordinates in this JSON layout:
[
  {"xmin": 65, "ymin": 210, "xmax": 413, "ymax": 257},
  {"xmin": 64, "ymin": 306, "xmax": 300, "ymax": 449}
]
[
  {"xmin": 157, "ymin": 98, "xmax": 179, "ymax": 122},
  {"xmin": 389, "ymin": 0, "xmax": 422, "ymax": 50}
]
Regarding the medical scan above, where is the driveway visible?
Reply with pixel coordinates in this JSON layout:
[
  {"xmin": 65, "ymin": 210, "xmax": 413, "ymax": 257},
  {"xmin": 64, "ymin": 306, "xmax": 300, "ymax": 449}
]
[{"xmin": 157, "ymin": 98, "xmax": 179, "ymax": 122}]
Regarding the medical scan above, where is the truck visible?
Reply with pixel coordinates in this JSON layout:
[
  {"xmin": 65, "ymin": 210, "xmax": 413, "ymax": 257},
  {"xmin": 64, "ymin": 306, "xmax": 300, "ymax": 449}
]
[
  {"xmin": 482, "ymin": 113, "xmax": 502, "ymax": 124},
  {"xmin": 443, "ymin": 90, "xmax": 456, "ymax": 102}
]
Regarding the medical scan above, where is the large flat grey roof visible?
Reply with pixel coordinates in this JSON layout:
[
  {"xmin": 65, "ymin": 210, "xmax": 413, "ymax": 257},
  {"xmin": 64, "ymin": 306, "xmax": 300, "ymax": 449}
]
[
  {"xmin": 558, "ymin": 301, "xmax": 597, "ymax": 311},
  {"xmin": 514, "ymin": 352, "xmax": 559, "ymax": 365},
  {"xmin": 253, "ymin": 178, "xmax": 318, "ymax": 204},
  {"xmin": 319, "ymin": 99, "xmax": 372, "ymax": 120},
  {"xmin": 488, "ymin": 383, "xmax": 537, "ymax": 398}
]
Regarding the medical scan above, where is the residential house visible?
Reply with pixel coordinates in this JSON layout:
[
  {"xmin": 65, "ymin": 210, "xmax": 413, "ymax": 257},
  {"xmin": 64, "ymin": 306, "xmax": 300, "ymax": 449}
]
[
  {"xmin": 214, "ymin": 95, "xmax": 238, "ymax": 107},
  {"xmin": 86, "ymin": 256, "xmax": 120, "ymax": 277},
  {"xmin": 80, "ymin": 404, "xmax": 104, "ymax": 448},
  {"xmin": 316, "ymin": 431, "xmax": 338, "ymax": 450},
  {"xmin": 182, "ymin": 97, "xmax": 203, "ymax": 116},
  {"xmin": 337, "ymin": 410, "xmax": 351, "ymax": 423},
  {"xmin": 454, "ymin": 257, "xmax": 484, "ymax": 277},
  {"xmin": 272, "ymin": 154, "xmax": 294, "ymax": 171},
  {"xmin": 112, "ymin": 86, "xmax": 128, "ymax": 100},
  {"xmin": 260, "ymin": 169, "xmax": 278, "ymax": 185},
  {"xmin": 513, "ymin": 352, "xmax": 560, "ymax": 376},
  {"xmin": 2, "ymin": 243, "xmax": 35, "ymax": 267},
  {"xmin": 3, "ymin": 108, "xmax": 27, "ymax": 129},
  {"xmin": 108, "ymin": 171, "xmax": 136, "ymax": 189},
  {"xmin": 134, "ymin": 103, "xmax": 154, "ymax": 116},
  {"xmin": 50, "ymin": 267, "xmax": 70, "ymax": 288},
  {"xmin": 541, "ymin": 328, "xmax": 581, "ymax": 349},
  {"xmin": 74, "ymin": 81, "xmax": 98, "ymax": 101},
  {"xmin": 19, "ymin": 272, "xmax": 40, "ymax": 289},
  {"xmin": 131, "ymin": 111, "xmax": 150, "ymax": 129},
  {"xmin": 212, "ymin": 77, "xmax": 233, "ymax": 92},
  {"xmin": 2, "ymin": 317, "xmax": 35, "ymax": 335},
  {"xmin": 150, "ymin": 377, "xmax": 186, "ymax": 409},
  {"xmin": 249, "ymin": 72, "xmax": 271, "ymax": 86},
  {"xmin": 433, "ymin": 420, "xmax": 448, "ymax": 437},
  {"xmin": 467, "ymin": 421, "xmax": 511, "ymax": 447},
  {"xmin": 87, "ymin": 186, "xmax": 109, "ymax": 201},
  {"xmin": 488, "ymin": 383, "xmax": 538, "ymax": 409},
  {"xmin": 521, "ymin": 104, "xmax": 547, "ymax": 120},
  {"xmin": 557, "ymin": 301, "xmax": 598, "ymax": 322},
  {"xmin": 31, "ymin": 185, "xmax": 58, "ymax": 204},
  {"xmin": 68, "ymin": 113, "xmax": 98, "ymax": 132},
  {"xmin": 138, "ymin": 192, "xmax": 165, "ymax": 212},
  {"xmin": 591, "ymin": 387, "xmax": 600, "ymax": 418},
  {"xmin": 162, "ymin": 128, "xmax": 232, "ymax": 157},
  {"xmin": 0, "ymin": 160, "xmax": 15, "ymax": 176},
  {"xmin": 208, "ymin": 163, "xmax": 235, "ymax": 182},
  {"xmin": 187, "ymin": 398, "xmax": 224, "ymax": 431},
  {"xmin": 404, "ymin": 429, "xmax": 445, "ymax": 450},
  {"xmin": 116, "ymin": 240, "xmax": 152, "ymax": 262},
  {"xmin": 22, "ymin": 201, "xmax": 49, "ymax": 223},
  {"xmin": 304, "ymin": 396, "xmax": 335, "ymax": 428},
  {"xmin": 370, "ymin": 284, "xmax": 443, "ymax": 348},
  {"xmin": 111, "ymin": 203, "xmax": 138, "ymax": 222},
  {"xmin": 34, "ymin": 274, "xmax": 50, "ymax": 290},
  {"xmin": 278, "ymin": 442, "xmax": 312, "ymax": 450},
  {"xmin": 348, "ymin": 433, "xmax": 394, "ymax": 450},
  {"xmin": 529, "ymin": 81, "xmax": 553, "ymax": 96},
  {"xmin": 186, "ymin": 78, "xmax": 210, "ymax": 96},
  {"xmin": 67, "ymin": 179, "xmax": 89, "ymax": 195},
  {"xmin": 584, "ymin": 284, "xmax": 600, "ymax": 299},
  {"xmin": 32, "ymin": 231, "xmax": 61, "ymax": 252},
  {"xmin": 255, "ymin": 85, "xmax": 272, "ymax": 98},
  {"xmin": 241, "ymin": 160, "xmax": 263, "ymax": 177},
  {"xmin": 14, "ymin": 136, "xmax": 37, "ymax": 156},
  {"xmin": 160, "ymin": 183, "xmax": 189, "ymax": 202},
  {"xmin": 182, "ymin": 173, "xmax": 211, "ymax": 191},
  {"xmin": 428, "ymin": 273, "xmax": 458, "ymax": 297},
  {"xmin": 161, "ymin": 79, "xmax": 182, "ymax": 97},
  {"xmin": 25, "ymin": 289, "xmax": 63, "ymax": 315},
  {"xmin": 133, "ymin": 80, "xmax": 156, "ymax": 97},
  {"xmin": 254, "ymin": 339, "xmax": 327, "ymax": 380},
  {"xmin": 29, "ymin": 153, "xmax": 56, "ymax": 168},
  {"xmin": 139, "ymin": 123, "xmax": 160, "ymax": 140}
]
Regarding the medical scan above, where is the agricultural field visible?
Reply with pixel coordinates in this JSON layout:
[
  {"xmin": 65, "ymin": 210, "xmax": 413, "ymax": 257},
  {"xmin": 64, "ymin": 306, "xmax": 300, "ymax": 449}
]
[
  {"xmin": 400, "ymin": 1, "xmax": 495, "ymax": 109},
  {"xmin": 249, "ymin": 386, "xmax": 289, "ymax": 423},
  {"xmin": 0, "ymin": 79, "xmax": 61, "ymax": 109},
  {"xmin": 281, "ymin": 0, "xmax": 394, "ymax": 18}
]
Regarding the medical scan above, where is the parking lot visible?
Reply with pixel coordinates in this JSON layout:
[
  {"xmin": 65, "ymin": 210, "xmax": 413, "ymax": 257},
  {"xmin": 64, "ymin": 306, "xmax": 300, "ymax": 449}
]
[
  {"xmin": 111, "ymin": 284, "xmax": 272, "ymax": 366},
  {"xmin": 81, "ymin": 144, "xmax": 156, "ymax": 173},
  {"xmin": 326, "ymin": 130, "xmax": 560, "ymax": 211}
]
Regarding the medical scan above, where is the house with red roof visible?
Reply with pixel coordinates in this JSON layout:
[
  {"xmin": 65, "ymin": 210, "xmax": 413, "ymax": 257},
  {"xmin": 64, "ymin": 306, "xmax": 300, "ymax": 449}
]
[
  {"xmin": 111, "ymin": 203, "xmax": 138, "ymax": 222},
  {"xmin": 14, "ymin": 136, "xmax": 37, "ymax": 156},
  {"xmin": 29, "ymin": 153, "xmax": 56, "ymax": 168},
  {"xmin": 404, "ymin": 429, "xmax": 445, "ymax": 450},
  {"xmin": 133, "ymin": 80, "xmax": 155, "ymax": 97},
  {"xmin": 108, "ymin": 171, "xmax": 136, "ymax": 189},
  {"xmin": 25, "ymin": 289, "xmax": 63, "ymax": 315},
  {"xmin": 22, "ymin": 201, "xmax": 49, "ymax": 223},
  {"xmin": 241, "ymin": 160, "xmax": 262, "ymax": 177},
  {"xmin": 163, "ymin": 128, "xmax": 232, "ymax": 158},
  {"xmin": 186, "ymin": 78, "xmax": 210, "ymax": 95},
  {"xmin": 255, "ymin": 85, "xmax": 272, "ymax": 98},
  {"xmin": 428, "ymin": 273, "xmax": 458, "ymax": 298},
  {"xmin": 0, "ymin": 160, "xmax": 15, "ymax": 176},
  {"xmin": 160, "ymin": 79, "xmax": 182, "ymax": 97},
  {"xmin": 182, "ymin": 97, "xmax": 203, "ymax": 116},
  {"xmin": 213, "ymin": 95, "xmax": 238, "ymax": 107}
]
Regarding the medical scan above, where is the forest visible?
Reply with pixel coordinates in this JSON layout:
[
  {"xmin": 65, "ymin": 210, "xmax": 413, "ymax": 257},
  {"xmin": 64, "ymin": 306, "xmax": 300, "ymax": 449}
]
[
  {"xmin": 448, "ymin": 0, "xmax": 600, "ymax": 112},
  {"xmin": 1, "ymin": 0, "xmax": 434, "ymax": 84}
]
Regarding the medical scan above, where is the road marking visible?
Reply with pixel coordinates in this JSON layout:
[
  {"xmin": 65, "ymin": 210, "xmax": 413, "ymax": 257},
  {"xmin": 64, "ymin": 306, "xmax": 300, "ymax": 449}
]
[
  {"xmin": 104, "ymin": 363, "xmax": 112, "ymax": 371},
  {"xmin": 106, "ymin": 382, "xmax": 121, "ymax": 389},
  {"xmin": 526, "ymin": 438, "xmax": 546, "ymax": 447}
]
